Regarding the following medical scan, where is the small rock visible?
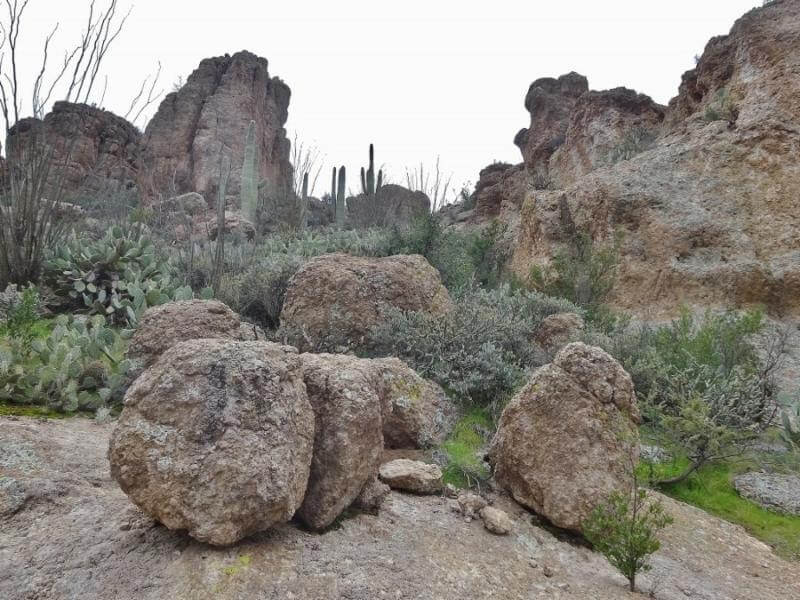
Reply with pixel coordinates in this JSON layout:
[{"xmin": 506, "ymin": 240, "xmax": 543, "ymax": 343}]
[
  {"xmin": 543, "ymin": 565, "xmax": 554, "ymax": 578},
  {"xmin": 444, "ymin": 483, "xmax": 459, "ymax": 499},
  {"xmin": 379, "ymin": 459, "xmax": 443, "ymax": 494},
  {"xmin": 353, "ymin": 476, "xmax": 391, "ymax": 512},
  {"xmin": 733, "ymin": 472, "xmax": 800, "ymax": 515},
  {"xmin": 457, "ymin": 491, "xmax": 488, "ymax": 519},
  {"xmin": 480, "ymin": 506, "xmax": 513, "ymax": 535}
]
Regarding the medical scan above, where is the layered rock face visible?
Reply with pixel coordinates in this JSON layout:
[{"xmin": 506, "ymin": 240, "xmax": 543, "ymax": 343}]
[
  {"xmin": 5, "ymin": 101, "xmax": 140, "ymax": 200},
  {"xmin": 108, "ymin": 339, "xmax": 315, "ymax": 546},
  {"xmin": 509, "ymin": 0, "xmax": 800, "ymax": 317},
  {"xmin": 139, "ymin": 50, "xmax": 293, "ymax": 209},
  {"xmin": 280, "ymin": 253, "xmax": 453, "ymax": 351},
  {"xmin": 488, "ymin": 343, "xmax": 640, "ymax": 532}
]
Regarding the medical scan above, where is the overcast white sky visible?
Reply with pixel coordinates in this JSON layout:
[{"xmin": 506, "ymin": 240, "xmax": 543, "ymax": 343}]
[{"xmin": 13, "ymin": 0, "xmax": 759, "ymax": 196}]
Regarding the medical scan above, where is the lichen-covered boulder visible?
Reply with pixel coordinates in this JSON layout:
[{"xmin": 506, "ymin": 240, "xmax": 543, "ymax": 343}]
[
  {"xmin": 108, "ymin": 339, "xmax": 314, "ymax": 546},
  {"xmin": 295, "ymin": 353, "xmax": 385, "ymax": 530},
  {"xmin": 373, "ymin": 357, "xmax": 459, "ymax": 449},
  {"xmin": 280, "ymin": 253, "xmax": 453, "ymax": 352},
  {"xmin": 534, "ymin": 312, "xmax": 585, "ymax": 353},
  {"xmin": 127, "ymin": 300, "xmax": 242, "ymax": 373},
  {"xmin": 488, "ymin": 342, "xmax": 640, "ymax": 532}
]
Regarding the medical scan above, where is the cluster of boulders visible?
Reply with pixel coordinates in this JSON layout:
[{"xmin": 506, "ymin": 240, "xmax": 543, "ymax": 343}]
[
  {"xmin": 108, "ymin": 297, "xmax": 459, "ymax": 544},
  {"xmin": 108, "ymin": 249, "xmax": 643, "ymax": 545}
]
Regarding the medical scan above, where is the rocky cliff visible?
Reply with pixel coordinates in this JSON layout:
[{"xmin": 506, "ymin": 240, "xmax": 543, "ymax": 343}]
[
  {"xmin": 5, "ymin": 102, "xmax": 140, "ymax": 200},
  {"xmin": 139, "ymin": 50, "xmax": 293, "ymax": 209},
  {"xmin": 507, "ymin": 0, "xmax": 800, "ymax": 317}
]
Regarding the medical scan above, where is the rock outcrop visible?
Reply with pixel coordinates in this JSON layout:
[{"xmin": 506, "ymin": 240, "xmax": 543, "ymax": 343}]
[
  {"xmin": 108, "ymin": 339, "xmax": 314, "ymax": 545},
  {"xmin": 534, "ymin": 312, "xmax": 585, "ymax": 354},
  {"xmin": 5, "ymin": 101, "xmax": 140, "ymax": 200},
  {"xmin": 513, "ymin": 72, "xmax": 588, "ymax": 179},
  {"xmin": 127, "ymin": 300, "xmax": 243, "ymax": 372},
  {"xmin": 472, "ymin": 162, "xmax": 529, "ymax": 218},
  {"xmin": 295, "ymin": 353, "xmax": 385, "ymax": 530},
  {"xmin": 139, "ymin": 51, "xmax": 293, "ymax": 210},
  {"xmin": 488, "ymin": 342, "xmax": 640, "ymax": 532},
  {"xmin": 346, "ymin": 184, "xmax": 430, "ymax": 228},
  {"xmin": 280, "ymin": 253, "xmax": 453, "ymax": 351},
  {"xmin": 509, "ymin": 0, "xmax": 800, "ymax": 317}
]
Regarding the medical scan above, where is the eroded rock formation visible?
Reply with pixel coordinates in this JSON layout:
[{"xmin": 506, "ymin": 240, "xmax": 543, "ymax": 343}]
[
  {"xmin": 506, "ymin": 0, "xmax": 800, "ymax": 317},
  {"xmin": 5, "ymin": 101, "xmax": 140, "ymax": 200},
  {"xmin": 138, "ymin": 50, "xmax": 293, "ymax": 210}
]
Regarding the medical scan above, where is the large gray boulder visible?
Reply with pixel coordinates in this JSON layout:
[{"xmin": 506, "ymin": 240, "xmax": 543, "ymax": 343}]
[
  {"xmin": 488, "ymin": 342, "xmax": 640, "ymax": 532},
  {"xmin": 108, "ymin": 339, "xmax": 314, "ymax": 546}
]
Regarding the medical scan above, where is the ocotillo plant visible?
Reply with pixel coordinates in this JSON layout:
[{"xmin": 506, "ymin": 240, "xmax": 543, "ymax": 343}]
[
  {"xmin": 297, "ymin": 172, "xmax": 309, "ymax": 230},
  {"xmin": 240, "ymin": 120, "xmax": 258, "ymax": 226},
  {"xmin": 334, "ymin": 166, "xmax": 347, "ymax": 226},
  {"xmin": 212, "ymin": 154, "xmax": 231, "ymax": 297},
  {"xmin": 360, "ymin": 143, "xmax": 383, "ymax": 196}
]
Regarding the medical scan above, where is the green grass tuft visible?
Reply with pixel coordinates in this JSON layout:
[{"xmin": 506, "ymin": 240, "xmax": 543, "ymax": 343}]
[
  {"xmin": 441, "ymin": 408, "xmax": 492, "ymax": 488},
  {"xmin": 643, "ymin": 459, "xmax": 800, "ymax": 560}
]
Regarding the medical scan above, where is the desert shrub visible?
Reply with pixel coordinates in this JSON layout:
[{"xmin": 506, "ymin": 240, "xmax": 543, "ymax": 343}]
[
  {"xmin": 780, "ymin": 397, "xmax": 800, "ymax": 451},
  {"xmin": 386, "ymin": 215, "xmax": 509, "ymax": 291},
  {"xmin": 583, "ymin": 486, "xmax": 672, "ymax": 592},
  {"xmin": 528, "ymin": 232, "xmax": 621, "ymax": 329},
  {"xmin": 44, "ymin": 225, "xmax": 190, "ymax": 326},
  {"xmin": 217, "ymin": 254, "xmax": 304, "ymax": 329},
  {"xmin": 0, "ymin": 314, "xmax": 130, "ymax": 412},
  {"xmin": 0, "ymin": 286, "xmax": 42, "ymax": 349},
  {"xmin": 606, "ymin": 308, "xmax": 785, "ymax": 483},
  {"xmin": 703, "ymin": 88, "xmax": 738, "ymax": 124},
  {"xmin": 607, "ymin": 126, "xmax": 657, "ymax": 164},
  {"xmin": 367, "ymin": 284, "xmax": 579, "ymax": 410}
]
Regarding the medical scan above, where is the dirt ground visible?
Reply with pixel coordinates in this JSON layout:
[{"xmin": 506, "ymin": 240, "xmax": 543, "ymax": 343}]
[{"xmin": 2, "ymin": 415, "xmax": 798, "ymax": 600}]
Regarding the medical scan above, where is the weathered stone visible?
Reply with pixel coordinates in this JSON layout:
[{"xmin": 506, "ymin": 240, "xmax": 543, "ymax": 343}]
[
  {"xmin": 296, "ymin": 353, "xmax": 385, "ymax": 530},
  {"xmin": 379, "ymin": 459, "xmax": 443, "ymax": 494},
  {"xmin": 280, "ymin": 253, "xmax": 453, "ymax": 351},
  {"xmin": 352, "ymin": 476, "xmax": 391, "ymax": 512},
  {"xmin": 733, "ymin": 472, "xmax": 800, "ymax": 516},
  {"xmin": 457, "ymin": 491, "xmax": 488, "ymax": 519},
  {"xmin": 534, "ymin": 312, "xmax": 585, "ymax": 353},
  {"xmin": 488, "ymin": 342, "xmax": 640, "ymax": 532},
  {"xmin": 373, "ymin": 357, "xmax": 459, "ymax": 449},
  {"xmin": 108, "ymin": 339, "xmax": 314, "ymax": 545},
  {"xmin": 480, "ymin": 506, "xmax": 513, "ymax": 535},
  {"xmin": 472, "ymin": 162, "xmax": 530, "ymax": 218},
  {"xmin": 127, "ymin": 300, "xmax": 242, "ymax": 372}
]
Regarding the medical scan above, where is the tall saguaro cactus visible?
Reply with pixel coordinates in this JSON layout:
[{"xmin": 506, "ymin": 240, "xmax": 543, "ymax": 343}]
[
  {"xmin": 212, "ymin": 154, "xmax": 231, "ymax": 297},
  {"xmin": 360, "ymin": 143, "xmax": 383, "ymax": 196},
  {"xmin": 240, "ymin": 120, "xmax": 258, "ymax": 226},
  {"xmin": 297, "ymin": 172, "xmax": 309, "ymax": 230},
  {"xmin": 335, "ymin": 166, "xmax": 347, "ymax": 226}
]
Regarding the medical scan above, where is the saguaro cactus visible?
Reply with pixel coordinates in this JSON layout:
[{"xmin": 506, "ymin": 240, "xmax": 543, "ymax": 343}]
[
  {"xmin": 297, "ymin": 172, "xmax": 309, "ymax": 230},
  {"xmin": 240, "ymin": 120, "xmax": 258, "ymax": 226},
  {"xmin": 360, "ymin": 143, "xmax": 383, "ymax": 196},
  {"xmin": 335, "ymin": 166, "xmax": 346, "ymax": 226},
  {"xmin": 212, "ymin": 154, "xmax": 231, "ymax": 297}
]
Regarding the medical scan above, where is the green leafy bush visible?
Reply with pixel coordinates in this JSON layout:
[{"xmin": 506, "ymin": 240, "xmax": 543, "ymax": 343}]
[
  {"xmin": 367, "ymin": 284, "xmax": 579, "ymax": 410},
  {"xmin": 605, "ymin": 308, "xmax": 785, "ymax": 483},
  {"xmin": 440, "ymin": 408, "xmax": 492, "ymax": 489},
  {"xmin": 0, "ymin": 286, "xmax": 42, "ymax": 349},
  {"xmin": 528, "ymin": 232, "xmax": 621, "ymax": 330},
  {"xmin": 45, "ymin": 226, "xmax": 189, "ymax": 326},
  {"xmin": 583, "ymin": 487, "xmax": 673, "ymax": 592}
]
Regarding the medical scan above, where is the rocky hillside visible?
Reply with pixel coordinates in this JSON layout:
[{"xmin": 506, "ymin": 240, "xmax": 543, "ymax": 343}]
[{"xmin": 472, "ymin": 0, "xmax": 800, "ymax": 318}]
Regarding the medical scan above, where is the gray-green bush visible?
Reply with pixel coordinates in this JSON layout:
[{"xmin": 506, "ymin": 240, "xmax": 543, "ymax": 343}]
[{"xmin": 367, "ymin": 284, "xmax": 580, "ymax": 411}]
